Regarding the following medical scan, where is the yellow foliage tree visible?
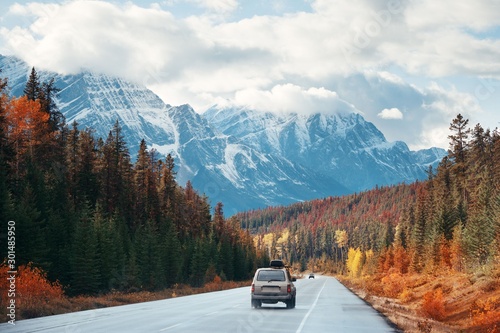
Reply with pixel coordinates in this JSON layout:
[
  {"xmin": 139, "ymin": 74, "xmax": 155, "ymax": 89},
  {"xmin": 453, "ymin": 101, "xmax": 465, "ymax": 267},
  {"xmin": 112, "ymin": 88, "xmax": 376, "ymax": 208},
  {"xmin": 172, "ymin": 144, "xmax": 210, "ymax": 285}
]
[
  {"xmin": 335, "ymin": 229, "xmax": 348, "ymax": 262},
  {"xmin": 346, "ymin": 247, "xmax": 363, "ymax": 278}
]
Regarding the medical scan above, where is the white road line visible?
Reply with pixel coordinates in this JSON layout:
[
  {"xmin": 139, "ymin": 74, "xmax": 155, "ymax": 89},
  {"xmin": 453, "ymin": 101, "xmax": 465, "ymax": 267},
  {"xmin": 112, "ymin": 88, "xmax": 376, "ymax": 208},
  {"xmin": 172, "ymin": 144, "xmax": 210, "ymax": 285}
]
[
  {"xmin": 296, "ymin": 279, "xmax": 327, "ymax": 333},
  {"xmin": 159, "ymin": 323, "xmax": 182, "ymax": 331}
]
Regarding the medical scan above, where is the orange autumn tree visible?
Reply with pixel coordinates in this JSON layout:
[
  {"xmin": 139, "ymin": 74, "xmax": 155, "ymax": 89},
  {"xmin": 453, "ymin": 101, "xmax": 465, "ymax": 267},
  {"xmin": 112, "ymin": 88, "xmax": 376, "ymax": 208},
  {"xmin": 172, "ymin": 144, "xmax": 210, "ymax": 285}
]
[{"xmin": 5, "ymin": 96, "xmax": 50, "ymax": 175}]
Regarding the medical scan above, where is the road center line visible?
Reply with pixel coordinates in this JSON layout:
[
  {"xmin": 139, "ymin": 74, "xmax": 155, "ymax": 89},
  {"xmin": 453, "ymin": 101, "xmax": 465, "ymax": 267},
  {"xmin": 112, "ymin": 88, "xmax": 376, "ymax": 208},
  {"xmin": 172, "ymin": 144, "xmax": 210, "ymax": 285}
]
[{"xmin": 296, "ymin": 279, "xmax": 327, "ymax": 333}]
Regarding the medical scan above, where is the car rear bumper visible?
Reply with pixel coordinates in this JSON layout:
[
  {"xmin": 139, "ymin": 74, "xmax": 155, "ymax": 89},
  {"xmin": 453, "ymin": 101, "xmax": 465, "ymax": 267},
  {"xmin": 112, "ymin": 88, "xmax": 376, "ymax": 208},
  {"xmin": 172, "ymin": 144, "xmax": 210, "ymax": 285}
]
[{"xmin": 252, "ymin": 294, "xmax": 294, "ymax": 301}]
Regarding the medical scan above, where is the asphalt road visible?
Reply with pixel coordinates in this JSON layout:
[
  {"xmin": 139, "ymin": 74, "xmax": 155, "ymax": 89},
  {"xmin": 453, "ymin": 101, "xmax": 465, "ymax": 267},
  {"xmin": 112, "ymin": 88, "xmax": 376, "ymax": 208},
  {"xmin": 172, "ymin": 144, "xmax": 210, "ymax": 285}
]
[{"xmin": 1, "ymin": 275, "xmax": 400, "ymax": 333}]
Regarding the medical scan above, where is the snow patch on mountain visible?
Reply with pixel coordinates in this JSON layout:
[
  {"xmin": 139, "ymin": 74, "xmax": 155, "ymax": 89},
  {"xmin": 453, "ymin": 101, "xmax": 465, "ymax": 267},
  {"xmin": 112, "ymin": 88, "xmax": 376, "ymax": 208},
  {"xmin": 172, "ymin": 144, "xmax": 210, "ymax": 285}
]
[
  {"xmin": 205, "ymin": 104, "xmax": 446, "ymax": 193},
  {"xmin": 219, "ymin": 144, "xmax": 248, "ymax": 189}
]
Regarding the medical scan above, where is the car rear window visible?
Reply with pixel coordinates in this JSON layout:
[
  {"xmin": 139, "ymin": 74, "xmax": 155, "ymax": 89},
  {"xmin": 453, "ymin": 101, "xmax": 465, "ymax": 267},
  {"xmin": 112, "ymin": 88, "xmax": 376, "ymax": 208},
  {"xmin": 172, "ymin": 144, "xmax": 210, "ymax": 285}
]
[{"xmin": 257, "ymin": 270, "xmax": 286, "ymax": 281}]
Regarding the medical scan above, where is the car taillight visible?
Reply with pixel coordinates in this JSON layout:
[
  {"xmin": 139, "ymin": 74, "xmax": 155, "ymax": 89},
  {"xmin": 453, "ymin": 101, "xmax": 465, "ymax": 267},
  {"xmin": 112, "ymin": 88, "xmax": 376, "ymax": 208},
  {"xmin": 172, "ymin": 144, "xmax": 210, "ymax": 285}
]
[
  {"xmin": 251, "ymin": 284, "xmax": 255, "ymax": 293},
  {"xmin": 287, "ymin": 284, "xmax": 291, "ymax": 293}
]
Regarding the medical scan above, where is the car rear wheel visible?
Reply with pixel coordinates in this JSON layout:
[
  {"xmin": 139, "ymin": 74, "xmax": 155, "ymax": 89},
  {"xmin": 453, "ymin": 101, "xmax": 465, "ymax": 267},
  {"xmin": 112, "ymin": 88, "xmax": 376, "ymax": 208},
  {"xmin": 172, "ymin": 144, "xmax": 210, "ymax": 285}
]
[{"xmin": 252, "ymin": 300, "xmax": 261, "ymax": 308}]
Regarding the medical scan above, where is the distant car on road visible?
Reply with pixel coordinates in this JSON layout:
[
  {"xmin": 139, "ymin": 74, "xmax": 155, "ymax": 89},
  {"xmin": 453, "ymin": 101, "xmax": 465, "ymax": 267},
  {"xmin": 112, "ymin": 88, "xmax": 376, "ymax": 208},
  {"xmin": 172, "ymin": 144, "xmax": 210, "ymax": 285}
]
[
  {"xmin": 251, "ymin": 259, "xmax": 296, "ymax": 309},
  {"xmin": 309, "ymin": 273, "xmax": 315, "ymax": 279}
]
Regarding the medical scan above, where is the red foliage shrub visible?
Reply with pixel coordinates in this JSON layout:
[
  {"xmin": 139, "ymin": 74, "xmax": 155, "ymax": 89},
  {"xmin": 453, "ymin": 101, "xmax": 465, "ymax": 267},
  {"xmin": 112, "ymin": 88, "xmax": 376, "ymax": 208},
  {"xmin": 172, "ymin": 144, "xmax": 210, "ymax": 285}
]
[
  {"xmin": 204, "ymin": 275, "xmax": 224, "ymax": 292},
  {"xmin": 0, "ymin": 263, "xmax": 66, "ymax": 320},
  {"xmin": 421, "ymin": 288, "xmax": 446, "ymax": 321}
]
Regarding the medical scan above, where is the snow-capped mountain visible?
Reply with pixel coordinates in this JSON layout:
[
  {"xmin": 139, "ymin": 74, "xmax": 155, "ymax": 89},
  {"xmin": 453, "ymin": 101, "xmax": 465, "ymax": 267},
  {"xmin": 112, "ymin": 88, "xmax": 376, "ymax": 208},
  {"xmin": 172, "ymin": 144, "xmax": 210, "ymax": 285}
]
[
  {"xmin": 0, "ymin": 55, "xmax": 176, "ymax": 157},
  {"xmin": 0, "ymin": 55, "xmax": 446, "ymax": 214},
  {"xmin": 204, "ymin": 105, "xmax": 444, "ymax": 192}
]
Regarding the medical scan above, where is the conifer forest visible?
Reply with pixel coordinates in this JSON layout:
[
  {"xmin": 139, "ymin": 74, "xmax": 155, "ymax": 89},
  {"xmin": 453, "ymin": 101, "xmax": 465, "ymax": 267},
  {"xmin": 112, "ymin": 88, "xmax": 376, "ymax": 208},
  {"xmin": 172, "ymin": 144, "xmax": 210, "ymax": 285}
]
[
  {"xmin": 239, "ymin": 114, "xmax": 500, "ymax": 278},
  {"xmin": 0, "ymin": 69, "xmax": 267, "ymax": 296}
]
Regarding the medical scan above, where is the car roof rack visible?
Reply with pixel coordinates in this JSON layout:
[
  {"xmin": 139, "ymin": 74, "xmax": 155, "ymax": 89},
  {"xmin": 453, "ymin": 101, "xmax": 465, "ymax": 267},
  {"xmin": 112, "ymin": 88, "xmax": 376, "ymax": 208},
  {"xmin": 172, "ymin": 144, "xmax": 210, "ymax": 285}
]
[{"xmin": 269, "ymin": 259, "xmax": 285, "ymax": 268}]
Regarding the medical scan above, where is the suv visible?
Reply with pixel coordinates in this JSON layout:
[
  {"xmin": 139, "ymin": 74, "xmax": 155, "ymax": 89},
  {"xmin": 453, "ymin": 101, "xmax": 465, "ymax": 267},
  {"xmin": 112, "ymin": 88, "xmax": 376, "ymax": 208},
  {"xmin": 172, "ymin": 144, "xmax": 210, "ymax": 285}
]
[{"xmin": 251, "ymin": 259, "xmax": 296, "ymax": 309}]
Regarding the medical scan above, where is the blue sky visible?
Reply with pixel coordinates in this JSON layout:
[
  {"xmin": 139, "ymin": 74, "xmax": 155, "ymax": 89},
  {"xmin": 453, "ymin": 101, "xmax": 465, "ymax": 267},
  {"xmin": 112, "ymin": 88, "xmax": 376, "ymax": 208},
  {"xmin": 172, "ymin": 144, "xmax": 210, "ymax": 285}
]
[{"xmin": 1, "ymin": 0, "xmax": 500, "ymax": 149}]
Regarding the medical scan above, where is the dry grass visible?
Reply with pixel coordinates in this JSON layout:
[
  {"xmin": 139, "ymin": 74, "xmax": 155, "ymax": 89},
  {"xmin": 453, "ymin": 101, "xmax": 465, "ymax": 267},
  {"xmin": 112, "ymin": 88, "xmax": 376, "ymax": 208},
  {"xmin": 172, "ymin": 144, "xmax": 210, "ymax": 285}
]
[{"xmin": 338, "ymin": 271, "xmax": 500, "ymax": 333}]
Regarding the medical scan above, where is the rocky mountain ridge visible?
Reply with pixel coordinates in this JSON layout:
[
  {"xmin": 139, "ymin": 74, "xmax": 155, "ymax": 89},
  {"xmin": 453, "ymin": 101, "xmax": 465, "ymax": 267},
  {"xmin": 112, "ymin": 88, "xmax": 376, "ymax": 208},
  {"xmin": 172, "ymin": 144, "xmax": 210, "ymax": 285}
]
[{"xmin": 0, "ymin": 55, "xmax": 446, "ymax": 214}]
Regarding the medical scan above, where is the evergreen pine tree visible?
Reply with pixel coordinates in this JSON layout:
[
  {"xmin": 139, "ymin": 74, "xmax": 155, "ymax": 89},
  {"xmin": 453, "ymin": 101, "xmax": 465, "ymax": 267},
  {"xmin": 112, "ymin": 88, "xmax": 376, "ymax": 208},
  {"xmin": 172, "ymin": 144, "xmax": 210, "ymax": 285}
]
[
  {"xmin": 66, "ymin": 122, "xmax": 80, "ymax": 206},
  {"xmin": 411, "ymin": 188, "xmax": 427, "ymax": 273},
  {"xmin": 18, "ymin": 162, "xmax": 51, "ymax": 267},
  {"xmin": 134, "ymin": 139, "xmax": 149, "ymax": 224},
  {"xmin": 70, "ymin": 204, "xmax": 100, "ymax": 295},
  {"xmin": 435, "ymin": 157, "xmax": 458, "ymax": 240},
  {"xmin": 134, "ymin": 219, "xmax": 159, "ymax": 289},
  {"xmin": 124, "ymin": 246, "xmax": 140, "ymax": 290},
  {"xmin": 45, "ymin": 208, "xmax": 73, "ymax": 285},
  {"xmin": 448, "ymin": 114, "xmax": 471, "ymax": 203},
  {"xmin": 39, "ymin": 78, "xmax": 64, "ymax": 132},
  {"xmin": 98, "ymin": 120, "xmax": 132, "ymax": 221},
  {"xmin": 218, "ymin": 237, "xmax": 234, "ymax": 280},
  {"xmin": 24, "ymin": 67, "xmax": 40, "ymax": 101},
  {"xmin": 159, "ymin": 218, "xmax": 182, "ymax": 287},
  {"xmin": 463, "ymin": 172, "xmax": 496, "ymax": 267},
  {"xmin": 94, "ymin": 208, "xmax": 119, "ymax": 291},
  {"xmin": 233, "ymin": 243, "xmax": 247, "ymax": 280},
  {"xmin": 77, "ymin": 128, "xmax": 99, "ymax": 206},
  {"xmin": 13, "ymin": 184, "xmax": 47, "ymax": 266},
  {"xmin": 190, "ymin": 238, "xmax": 209, "ymax": 287},
  {"xmin": 159, "ymin": 153, "xmax": 177, "ymax": 217}
]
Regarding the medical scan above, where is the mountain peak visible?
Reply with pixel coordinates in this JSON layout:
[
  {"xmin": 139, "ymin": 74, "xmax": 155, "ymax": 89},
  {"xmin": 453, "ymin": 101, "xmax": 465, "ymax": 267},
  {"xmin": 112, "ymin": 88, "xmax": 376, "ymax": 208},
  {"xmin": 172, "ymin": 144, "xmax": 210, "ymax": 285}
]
[{"xmin": 1, "ymin": 55, "xmax": 446, "ymax": 213}]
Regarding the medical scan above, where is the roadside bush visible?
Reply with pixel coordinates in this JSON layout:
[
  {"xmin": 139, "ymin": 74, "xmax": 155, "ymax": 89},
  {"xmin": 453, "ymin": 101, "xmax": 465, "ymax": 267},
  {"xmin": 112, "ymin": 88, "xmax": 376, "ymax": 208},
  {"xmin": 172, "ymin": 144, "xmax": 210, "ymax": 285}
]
[
  {"xmin": 470, "ymin": 296, "xmax": 500, "ymax": 332},
  {"xmin": 421, "ymin": 288, "xmax": 446, "ymax": 321},
  {"xmin": 204, "ymin": 275, "xmax": 223, "ymax": 292},
  {"xmin": 362, "ymin": 275, "xmax": 384, "ymax": 296},
  {"xmin": 399, "ymin": 287, "xmax": 414, "ymax": 303},
  {"xmin": 0, "ymin": 263, "xmax": 67, "ymax": 321},
  {"xmin": 381, "ymin": 272, "xmax": 405, "ymax": 298}
]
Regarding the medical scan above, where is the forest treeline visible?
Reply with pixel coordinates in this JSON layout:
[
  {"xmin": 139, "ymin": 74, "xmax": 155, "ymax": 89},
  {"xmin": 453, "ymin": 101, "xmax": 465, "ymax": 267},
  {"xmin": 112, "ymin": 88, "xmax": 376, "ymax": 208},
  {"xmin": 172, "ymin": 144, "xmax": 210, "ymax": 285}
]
[
  {"xmin": 0, "ymin": 69, "xmax": 268, "ymax": 295},
  {"xmin": 239, "ymin": 114, "xmax": 500, "ymax": 275}
]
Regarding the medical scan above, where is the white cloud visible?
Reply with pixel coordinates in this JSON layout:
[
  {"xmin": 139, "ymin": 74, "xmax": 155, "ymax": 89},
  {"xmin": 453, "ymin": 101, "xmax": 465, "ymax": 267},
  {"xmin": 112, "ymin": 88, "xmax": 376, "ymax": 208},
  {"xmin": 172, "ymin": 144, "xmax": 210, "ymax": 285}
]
[
  {"xmin": 188, "ymin": 0, "xmax": 238, "ymax": 13},
  {"xmin": 405, "ymin": 83, "xmax": 482, "ymax": 150},
  {"xmin": 405, "ymin": 0, "xmax": 500, "ymax": 32},
  {"xmin": 232, "ymin": 84, "xmax": 358, "ymax": 115},
  {"xmin": 1, "ymin": 1, "xmax": 205, "ymax": 82},
  {"xmin": 0, "ymin": 0, "xmax": 498, "ymax": 149},
  {"xmin": 378, "ymin": 108, "xmax": 403, "ymax": 120},
  {"xmin": 3, "ymin": 0, "xmax": 500, "ymax": 83},
  {"xmin": 415, "ymin": 82, "xmax": 483, "ymax": 149}
]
